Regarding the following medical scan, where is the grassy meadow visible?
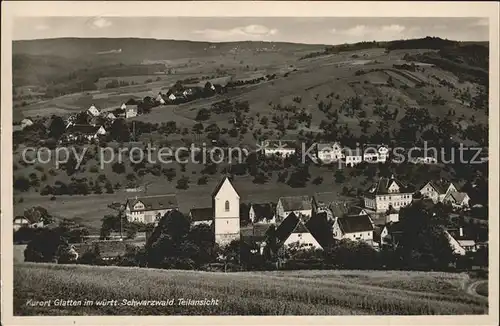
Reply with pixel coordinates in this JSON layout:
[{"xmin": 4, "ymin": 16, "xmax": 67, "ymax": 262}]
[{"xmin": 14, "ymin": 263, "xmax": 488, "ymax": 316}]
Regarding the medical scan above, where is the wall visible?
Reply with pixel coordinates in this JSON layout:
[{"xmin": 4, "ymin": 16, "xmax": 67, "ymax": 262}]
[
  {"xmin": 284, "ymin": 232, "xmax": 322, "ymax": 249},
  {"xmin": 343, "ymin": 230, "xmax": 373, "ymax": 242}
]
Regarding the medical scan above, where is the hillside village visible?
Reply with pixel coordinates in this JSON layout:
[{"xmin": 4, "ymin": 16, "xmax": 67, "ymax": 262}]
[{"xmin": 12, "ymin": 36, "xmax": 489, "ymax": 273}]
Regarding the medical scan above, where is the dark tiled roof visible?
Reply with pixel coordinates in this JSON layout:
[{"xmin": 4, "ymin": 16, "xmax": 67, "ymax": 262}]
[
  {"xmin": 274, "ymin": 212, "xmax": 314, "ymax": 244},
  {"xmin": 279, "ymin": 195, "xmax": 312, "ymax": 212},
  {"xmin": 349, "ymin": 206, "xmax": 367, "ymax": 215},
  {"xmin": 189, "ymin": 207, "xmax": 213, "ymax": 222},
  {"xmin": 313, "ymin": 192, "xmax": 337, "ymax": 208},
  {"xmin": 306, "ymin": 213, "xmax": 334, "ymax": 248},
  {"xmin": 66, "ymin": 124, "xmax": 102, "ymax": 135},
  {"xmin": 127, "ymin": 194, "xmax": 178, "ymax": 212},
  {"xmin": 365, "ymin": 176, "xmax": 409, "ymax": 196},
  {"xmin": 329, "ymin": 201, "xmax": 350, "ymax": 218},
  {"xmin": 250, "ymin": 203, "xmax": 275, "ymax": 221},
  {"xmin": 241, "ymin": 224, "xmax": 271, "ymax": 241},
  {"xmin": 338, "ymin": 215, "xmax": 374, "ymax": 234},
  {"xmin": 447, "ymin": 192, "xmax": 468, "ymax": 203}
]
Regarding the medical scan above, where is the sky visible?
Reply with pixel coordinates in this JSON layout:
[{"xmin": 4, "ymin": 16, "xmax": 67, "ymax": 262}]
[{"xmin": 13, "ymin": 17, "xmax": 489, "ymax": 44}]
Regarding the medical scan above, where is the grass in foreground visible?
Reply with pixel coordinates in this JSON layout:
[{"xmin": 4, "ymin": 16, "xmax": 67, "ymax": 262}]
[{"xmin": 14, "ymin": 263, "xmax": 487, "ymax": 316}]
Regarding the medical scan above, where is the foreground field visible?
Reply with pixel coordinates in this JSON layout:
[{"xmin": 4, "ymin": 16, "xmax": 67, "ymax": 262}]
[{"xmin": 14, "ymin": 263, "xmax": 487, "ymax": 315}]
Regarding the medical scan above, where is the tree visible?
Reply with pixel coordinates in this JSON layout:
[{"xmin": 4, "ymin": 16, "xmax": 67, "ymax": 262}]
[
  {"xmin": 109, "ymin": 119, "xmax": 131, "ymax": 142},
  {"xmin": 112, "ymin": 162, "xmax": 126, "ymax": 174},
  {"xmin": 334, "ymin": 170, "xmax": 345, "ymax": 183},
  {"xmin": 48, "ymin": 116, "xmax": 66, "ymax": 139},
  {"xmin": 195, "ymin": 108, "xmax": 211, "ymax": 121},
  {"xmin": 24, "ymin": 229, "xmax": 67, "ymax": 262},
  {"xmin": 176, "ymin": 176, "xmax": 190, "ymax": 190}
]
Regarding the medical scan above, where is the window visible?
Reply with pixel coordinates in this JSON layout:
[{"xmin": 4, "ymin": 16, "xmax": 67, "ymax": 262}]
[{"xmin": 225, "ymin": 200, "xmax": 230, "ymax": 212}]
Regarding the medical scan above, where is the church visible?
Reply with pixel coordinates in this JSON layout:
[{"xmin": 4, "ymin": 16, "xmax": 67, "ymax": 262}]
[{"xmin": 188, "ymin": 176, "xmax": 241, "ymax": 245}]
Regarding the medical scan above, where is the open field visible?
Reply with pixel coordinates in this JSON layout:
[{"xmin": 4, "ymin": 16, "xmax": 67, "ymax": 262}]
[{"xmin": 14, "ymin": 263, "xmax": 488, "ymax": 315}]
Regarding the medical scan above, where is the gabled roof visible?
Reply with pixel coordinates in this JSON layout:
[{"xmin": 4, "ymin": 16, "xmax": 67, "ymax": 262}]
[
  {"xmin": 127, "ymin": 194, "xmax": 178, "ymax": 212},
  {"xmin": 211, "ymin": 176, "xmax": 239, "ymax": 198},
  {"xmin": 189, "ymin": 207, "xmax": 213, "ymax": 222},
  {"xmin": 278, "ymin": 195, "xmax": 312, "ymax": 212},
  {"xmin": 329, "ymin": 201, "xmax": 350, "ymax": 218},
  {"xmin": 447, "ymin": 191, "xmax": 468, "ymax": 203},
  {"xmin": 337, "ymin": 215, "xmax": 374, "ymax": 234},
  {"xmin": 250, "ymin": 202, "xmax": 275, "ymax": 220},
  {"xmin": 313, "ymin": 192, "xmax": 337, "ymax": 207},
  {"xmin": 349, "ymin": 206, "xmax": 368, "ymax": 215},
  {"xmin": 365, "ymin": 176, "xmax": 409, "ymax": 195},
  {"xmin": 241, "ymin": 224, "xmax": 271, "ymax": 241},
  {"xmin": 424, "ymin": 179, "xmax": 455, "ymax": 194},
  {"xmin": 66, "ymin": 124, "xmax": 102, "ymax": 135},
  {"xmin": 275, "ymin": 212, "xmax": 314, "ymax": 244}
]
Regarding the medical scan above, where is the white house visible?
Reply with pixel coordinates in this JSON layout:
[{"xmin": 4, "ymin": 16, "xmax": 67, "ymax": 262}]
[
  {"xmin": 64, "ymin": 124, "xmax": 106, "ymax": 142},
  {"xmin": 276, "ymin": 195, "xmax": 313, "ymax": 222},
  {"xmin": 20, "ymin": 118, "xmax": 34, "ymax": 129},
  {"xmin": 364, "ymin": 175, "xmax": 413, "ymax": 213},
  {"xmin": 13, "ymin": 215, "xmax": 44, "ymax": 231},
  {"xmin": 121, "ymin": 103, "xmax": 127, "ymax": 111},
  {"xmin": 363, "ymin": 144, "xmax": 389, "ymax": 163},
  {"xmin": 342, "ymin": 148, "xmax": 363, "ymax": 167},
  {"xmin": 168, "ymin": 93, "xmax": 177, "ymax": 101},
  {"xmin": 156, "ymin": 94, "xmax": 166, "ymax": 105},
  {"xmin": 443, "ymin": 191, "xmax": 471, "ymax": 209},
  {"xmin": 316, "ymin": 142, "xmax": 343, "ymax": 163},
  {"xmin": 332, "ymin": 214, "xmax": 375, "ymax": 243},
  {"xmin": 419, "ymin": 180, "xmax": 458, "ymax": 203},
  {"xmin": 275, "ymin": 212, "xmax": 323, "ymax": 250},
  {"xmin": 212, "ymin": 176, "xmax": 241, "ymax": 245},
  {"xmin": 125, "ymin": 194, "xmax": 178, "ymax": 224},
  {"xmin": 125, "ymin": 105, "xmax": 138, "ymax": 119},
  {"xmin": 444, "ymin": 228, "xmax": 477, "ymax": 256},
  {"xmin": 87, "ymin": 105, "xmax": 101, "ymax": 117},
  {"xmin": 261, "ymin": 140, "xmax": 296, "ymax": 158}
]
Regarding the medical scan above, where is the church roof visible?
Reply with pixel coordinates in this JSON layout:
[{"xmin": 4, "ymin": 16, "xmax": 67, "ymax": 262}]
[{"xmin": 211, "ymin": 176, "xmax": 238, "ymax": 198}]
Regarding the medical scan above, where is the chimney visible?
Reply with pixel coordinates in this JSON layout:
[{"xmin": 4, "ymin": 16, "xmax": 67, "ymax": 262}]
[{"xmin": 459, "ymin": 227, "xmax": 463, "ymax": 237}]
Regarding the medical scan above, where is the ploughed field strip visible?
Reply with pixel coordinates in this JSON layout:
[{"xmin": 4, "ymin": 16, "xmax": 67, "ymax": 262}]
[{"xmin": 14, "ymin": 263, "xmax": 487, "ymax": 315}]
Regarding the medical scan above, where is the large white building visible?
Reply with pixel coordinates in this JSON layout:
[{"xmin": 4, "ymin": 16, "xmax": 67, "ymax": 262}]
[
  {"xmin": 125, "ymin": 194, "xmax": 178, "ymax": 224},
  {"xmin": 364, "ymin": 175, "xmax": 413, "ymax": 213}
]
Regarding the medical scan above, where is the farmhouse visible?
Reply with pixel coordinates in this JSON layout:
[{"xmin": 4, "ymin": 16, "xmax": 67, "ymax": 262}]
[
  {"xmin": 342, "ymin": 148, "xmax": 363, "ymax": 166},
  {"xmin": 64, "ymin": 124, "xmax": 106, "ymax": 142},
  {"xmin": 276, "ymin": 195, "xmax": 313, "ymax": 222},
  {"xmin": 332, "ymin": 214, "xmax": 375, "ymax": 244},
  {"xmin": 419, "ymin": 180, "xmax": 458, "ymax": 203},
  {"xmin": 248, "ymin": 203, "xmax": 276, "ymax": 224},
  {"xmin": 261, "ymin": 140, "xmax": 296, "ymax": 158},
  {"xmin": 445, "ymin": 228, "xmax": 477, "ymax": 255},
  {"xmin": 125, "ymin": 104, "xmax": 138, "ymax": 119},
  {"xmin": 275, "ymin": 212, "xmax": 322, "ymax": 250},
  {"xmin": 443, "ymin": 191, "xmax": 471, "ymax": 209},
  {"xmin": 364, "ymin": 175, "xmax": 413, "ymax": 213},
  {"xmin": 316, "ymin": 142, "xmax": 343, "ymax": 163},
  {"xmin": 13, "ymin": 215, "xmax": 44, "ymax": 231},
  {"xmin": 363, "ymin": 144, "xmax": 389, "ymax": 163},
  {"xmin": 87, "ymin": 105, "xmax": 101, "ymax": 117},
  {"xmin": 125, "ymin": 194, "xmax": 179, "ymax": 224}
]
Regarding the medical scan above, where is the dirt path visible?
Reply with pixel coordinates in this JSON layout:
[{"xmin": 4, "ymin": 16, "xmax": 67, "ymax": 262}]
[{"xmin": 466, "ymin": 280, "xmax": 488, "ymax": 299}]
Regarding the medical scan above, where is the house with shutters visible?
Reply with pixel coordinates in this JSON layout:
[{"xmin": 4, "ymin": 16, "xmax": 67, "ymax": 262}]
[
  {"xmin": 274, "ymin": 212, "xmax": 322, "ymax": 250},
  {"xmin": 419, "ymin": 180, "xmax": 458, "ymax": 203},
  {"xmin": 363, "ymin": 175, "xmax": 413, "ymax": 213},
  {"xmin": 125, "ymin": 194, "xmax": 178, "ymax": 224},
  {"xmin": 331, "ymin": 214, "xmax": 375, "ymax": 244},
  {"xmin": 276, "ymin": 195, "xmax": 313, "ymax": 222}
]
